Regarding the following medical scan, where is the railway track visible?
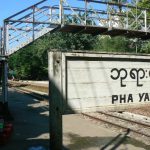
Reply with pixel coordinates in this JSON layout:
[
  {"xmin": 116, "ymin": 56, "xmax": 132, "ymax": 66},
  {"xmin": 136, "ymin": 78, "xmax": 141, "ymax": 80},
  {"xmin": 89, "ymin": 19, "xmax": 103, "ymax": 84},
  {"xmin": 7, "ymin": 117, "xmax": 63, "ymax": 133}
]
[
  {"xmin": 82, "ymin": 112, "xmax": 150, "ymax": 138},
  {"xmin": 10, "ymin": 81, "xmax": 150, "ymax": 139}
]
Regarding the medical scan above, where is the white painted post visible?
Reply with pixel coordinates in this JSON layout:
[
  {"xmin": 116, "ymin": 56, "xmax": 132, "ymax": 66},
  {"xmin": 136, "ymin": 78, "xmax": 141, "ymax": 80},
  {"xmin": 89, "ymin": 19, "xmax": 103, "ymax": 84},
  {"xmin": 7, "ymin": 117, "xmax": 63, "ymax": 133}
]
[
  {"xmin": 144, "ymin": 10, "xmax": 147, "ymax": 32},
  {"xmin": 49, "ymin": 7, "xmax": 52, "ymax": 23},
  {"xmin": 3, "ymin": 21, "xmax": 9, "ymax": 55},
  {"xmin": 32, "ymin": 6, "xmax": 35, "ymax": 41},
  {"xmin": 59, "ymin": 0, "xmax": 63, "ymax": 25},
  {"xmin": 48, "ymin": 51, "xmax": 63, "ymax": 150},
  {"xmin": 85, "ymin": 0, "xmax": 87, "ymax": 25}
]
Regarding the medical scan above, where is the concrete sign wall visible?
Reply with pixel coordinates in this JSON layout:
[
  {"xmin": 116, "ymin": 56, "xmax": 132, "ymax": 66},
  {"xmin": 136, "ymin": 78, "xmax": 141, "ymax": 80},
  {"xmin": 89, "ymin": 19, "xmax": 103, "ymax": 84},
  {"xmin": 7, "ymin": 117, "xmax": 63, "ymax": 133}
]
[{"xmin": 49, "ymin": 51, "xmax": 150, "ymax": 113}]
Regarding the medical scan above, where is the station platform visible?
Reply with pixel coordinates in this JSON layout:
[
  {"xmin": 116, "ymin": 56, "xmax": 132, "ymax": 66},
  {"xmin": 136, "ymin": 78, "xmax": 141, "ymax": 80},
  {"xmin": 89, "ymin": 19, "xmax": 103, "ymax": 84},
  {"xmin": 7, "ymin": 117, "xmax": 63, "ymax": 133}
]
[
  {"xmin": 0, "ymin": 88, "xmax": 149, "ymax": 150},
  {"xmin": 63, "ymin": 114, "xmax": 149, "ymax": 150}
]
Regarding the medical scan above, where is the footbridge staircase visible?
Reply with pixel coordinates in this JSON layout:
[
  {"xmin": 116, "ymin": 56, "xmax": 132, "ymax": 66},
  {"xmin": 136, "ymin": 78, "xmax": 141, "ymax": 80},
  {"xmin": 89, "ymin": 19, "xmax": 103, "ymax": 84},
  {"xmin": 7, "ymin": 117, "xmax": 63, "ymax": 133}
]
[{"xmin": 0, "ymin": 0, "xmax": 150, "ymax": 56}]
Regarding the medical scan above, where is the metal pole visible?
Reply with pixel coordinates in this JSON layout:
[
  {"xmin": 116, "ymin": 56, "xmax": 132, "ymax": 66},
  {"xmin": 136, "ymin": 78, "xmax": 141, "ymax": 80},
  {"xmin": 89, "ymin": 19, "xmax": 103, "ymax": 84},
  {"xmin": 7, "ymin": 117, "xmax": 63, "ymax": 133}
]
[
  {"xmin": 2, "ymin": 21, "xmax": 9, "ymax": 104},
  {"xmin": 135, "ymin": 2, "xmax": 138, "ymax": 29},
  {"xmin": 59, "ymin": 0, "xmax": 63, "ymax": 25},
  {"xmin": 0, "ymin": 27, "xmax": 2, "ymax": 55},
  {"xmin": 126, "ymin": 6, "xmax": 129, "ymax": 29},
  {"xmin": 33, "ymin": 6, "xmax": 35, "ymax": 41},
  {"xmin": 136, "ymin": 43, "xmax": 138, "ymax": 53},
  {"xmin": 3, "ymin": 21, "xmax": 9, "ymax": 55},
  {"xmin": 85, "ymin": 0, "xmax": 87, "ymax": 25},
  {"xmin": 49, "ymin": 7, "xmax": 52, "ymax": 23},
  {"xmin": 108, "ymin": 4, "xmax": 111, "ymax": 29},
  {"xmin": 144, "ymin": 10, "xmax": 147, "ymax": 32}
]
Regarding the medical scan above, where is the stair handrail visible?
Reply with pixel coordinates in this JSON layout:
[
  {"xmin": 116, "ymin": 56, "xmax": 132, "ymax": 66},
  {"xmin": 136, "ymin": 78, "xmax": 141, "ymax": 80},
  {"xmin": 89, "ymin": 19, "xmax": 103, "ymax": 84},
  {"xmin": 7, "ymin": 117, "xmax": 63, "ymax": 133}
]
[{"xmin": 5, "ymin": 0, "xmax": 47, "ymax": 21}]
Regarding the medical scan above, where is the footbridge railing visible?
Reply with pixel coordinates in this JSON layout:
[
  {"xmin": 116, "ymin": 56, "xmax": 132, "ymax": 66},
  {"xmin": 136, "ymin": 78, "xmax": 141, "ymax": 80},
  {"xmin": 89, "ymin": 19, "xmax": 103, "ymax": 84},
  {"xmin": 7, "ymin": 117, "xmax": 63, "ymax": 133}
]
[{"xmin": 1, "ymin": 0, "xmax": 150, "ymax": 55}]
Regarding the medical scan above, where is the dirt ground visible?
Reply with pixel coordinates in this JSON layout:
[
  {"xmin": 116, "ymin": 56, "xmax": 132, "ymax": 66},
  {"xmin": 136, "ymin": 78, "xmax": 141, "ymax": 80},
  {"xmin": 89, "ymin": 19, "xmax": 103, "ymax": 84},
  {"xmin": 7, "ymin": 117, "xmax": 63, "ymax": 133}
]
[{"xmin": 126, "ymin": 106, "xmax": 150, "ymax": 117}]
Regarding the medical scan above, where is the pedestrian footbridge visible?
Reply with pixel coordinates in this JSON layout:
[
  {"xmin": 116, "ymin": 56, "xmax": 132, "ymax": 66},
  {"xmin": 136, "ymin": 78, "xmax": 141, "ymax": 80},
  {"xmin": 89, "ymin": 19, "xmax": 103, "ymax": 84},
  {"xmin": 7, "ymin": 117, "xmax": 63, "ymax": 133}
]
[
  {"xmin": 0, "ymin": 0, "xmax": 150, "ymax": 56},
  {"xmin": 0, "ymin": 0, "xmax": 150, "ymax": 103}
]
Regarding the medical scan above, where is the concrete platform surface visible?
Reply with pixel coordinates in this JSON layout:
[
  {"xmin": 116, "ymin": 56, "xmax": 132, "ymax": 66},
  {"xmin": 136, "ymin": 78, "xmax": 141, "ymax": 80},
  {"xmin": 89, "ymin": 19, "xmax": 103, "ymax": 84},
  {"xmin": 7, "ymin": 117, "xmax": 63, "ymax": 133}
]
[
  {"xmin": 0, "ymin": 88, "xmax": 149, "ymax": 150},
  {"xmin": 63, "ymin": 114, "xmax": 150, "ymax": 150}
]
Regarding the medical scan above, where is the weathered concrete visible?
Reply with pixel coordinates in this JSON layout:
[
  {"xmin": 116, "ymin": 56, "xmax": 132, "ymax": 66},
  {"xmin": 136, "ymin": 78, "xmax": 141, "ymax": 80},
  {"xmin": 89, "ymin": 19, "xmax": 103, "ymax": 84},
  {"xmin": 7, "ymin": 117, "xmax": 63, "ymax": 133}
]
[
  {"xmin": 49, "ymin": 52, "xmax": 150, "ymax": 113},
  {"xmin": 63, "ymin": 114, "xmax": 150, "ymax": 150},
  {"xmin": 0, "ymin": 88, "xmax": 150, "ymax": 150}
]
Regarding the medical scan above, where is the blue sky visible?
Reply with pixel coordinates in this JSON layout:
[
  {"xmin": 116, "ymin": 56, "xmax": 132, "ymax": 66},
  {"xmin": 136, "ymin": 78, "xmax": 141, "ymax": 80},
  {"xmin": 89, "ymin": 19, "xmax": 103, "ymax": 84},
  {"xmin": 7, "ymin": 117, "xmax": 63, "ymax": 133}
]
[
  {"xmin": 0, "ymin": 0, "xmax": 58, "ymax": 26},
  {"xmin": 0, "ymin": 0, "xmax": 85, "ymax": 26},
  {"xmin": 0, "ymin": 0, "xmax": 40, "ymax": 25},
  {"xmin": 0, "ymin": 0, "xmax": 133, "ymax": 26}
]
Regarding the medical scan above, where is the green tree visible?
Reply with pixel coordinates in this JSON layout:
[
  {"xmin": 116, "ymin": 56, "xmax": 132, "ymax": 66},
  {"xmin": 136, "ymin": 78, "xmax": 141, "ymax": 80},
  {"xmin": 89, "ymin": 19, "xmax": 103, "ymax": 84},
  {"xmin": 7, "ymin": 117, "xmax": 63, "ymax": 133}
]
[
  {"xmin": 9, "ymin": 0, "xmax": 150, "ymax": 80},
  {"xmin": 94, "ymin": 35, "xmax": 135, "ymax": 53},
  {"xmin": 8, "ymin": 32, "xmax": 97, "ymax": 80},
  {"xmin": 137, "ymin": 0, "xmax": 150, "ymax": 53}
]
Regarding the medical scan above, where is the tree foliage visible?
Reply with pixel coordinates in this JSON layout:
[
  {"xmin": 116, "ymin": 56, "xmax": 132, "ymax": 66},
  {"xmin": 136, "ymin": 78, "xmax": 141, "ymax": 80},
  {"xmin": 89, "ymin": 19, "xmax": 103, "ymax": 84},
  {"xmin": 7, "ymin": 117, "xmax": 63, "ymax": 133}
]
[
  {"xmin": 9, "ymin": 31, "xmax": 137, "ymax": 80},
  {"xmin": 94, "ymin": 36, "xmax": 136, "ymax": 52},
  {"xmin": 8, "ymin": 32, "xmax": 97, "ymax": 80},
  {"xmin": 137, "ymin": 0, "xmax": 150, "ymax": 53}
]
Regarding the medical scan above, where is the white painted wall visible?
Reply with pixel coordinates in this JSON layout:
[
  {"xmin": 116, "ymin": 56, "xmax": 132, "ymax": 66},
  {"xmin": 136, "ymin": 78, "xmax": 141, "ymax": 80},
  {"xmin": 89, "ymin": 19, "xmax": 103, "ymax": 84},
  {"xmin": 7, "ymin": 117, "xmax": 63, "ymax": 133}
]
[
  {"xmin": 67, "ymin": 59, "xmax": 150, "ymax": 110},
  {"xmin": 49, "ymin": 52, "xmax": 150, "ymax": 113}
]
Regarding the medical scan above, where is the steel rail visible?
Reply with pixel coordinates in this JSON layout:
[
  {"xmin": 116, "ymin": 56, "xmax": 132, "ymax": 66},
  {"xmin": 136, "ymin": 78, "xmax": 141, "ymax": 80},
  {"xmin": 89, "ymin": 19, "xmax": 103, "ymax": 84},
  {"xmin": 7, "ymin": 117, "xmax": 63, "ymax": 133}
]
[
  {"xmin": 8, "ymin": 19, "xmax": 52, "ymax": 24},
  {"xmin": 9, "ymin": 28, "xmax": 40, "ymax": 32},
  {"xmin": 82, "ymin": 113, "xmax": 150, "ymax": 138},
  {"xmin": 50, "ymin": 5, "xmax": 150, "ymax": 21},
  {"xmin": 97, "ymin": 111, "xmax": 150, "ymax": 128}
]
